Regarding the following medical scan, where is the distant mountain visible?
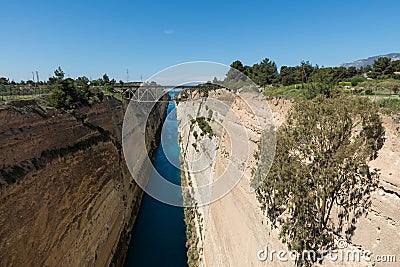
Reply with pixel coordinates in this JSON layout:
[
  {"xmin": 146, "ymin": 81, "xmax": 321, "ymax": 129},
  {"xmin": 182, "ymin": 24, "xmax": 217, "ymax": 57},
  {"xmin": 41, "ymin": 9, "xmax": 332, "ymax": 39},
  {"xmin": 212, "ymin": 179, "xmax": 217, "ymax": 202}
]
[{"xmin": 340, "ymin": 53, "xmax": 400, "ymax": 68}]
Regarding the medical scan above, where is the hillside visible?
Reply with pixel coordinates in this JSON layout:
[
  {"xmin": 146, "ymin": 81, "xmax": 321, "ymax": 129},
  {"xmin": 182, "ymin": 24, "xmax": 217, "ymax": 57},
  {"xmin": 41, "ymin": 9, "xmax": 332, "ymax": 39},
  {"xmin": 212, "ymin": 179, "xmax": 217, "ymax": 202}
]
[{"xmin": 340, "ymin": 53, "xmax": 400, "ymax": 68}]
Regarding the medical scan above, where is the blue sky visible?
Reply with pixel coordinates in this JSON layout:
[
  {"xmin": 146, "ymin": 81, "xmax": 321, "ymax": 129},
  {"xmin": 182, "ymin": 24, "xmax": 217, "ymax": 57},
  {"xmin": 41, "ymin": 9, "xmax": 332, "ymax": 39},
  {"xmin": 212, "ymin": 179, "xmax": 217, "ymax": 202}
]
[{"xmin": 1, "ymin": 0, "xmax": 399, "ymax": 82}]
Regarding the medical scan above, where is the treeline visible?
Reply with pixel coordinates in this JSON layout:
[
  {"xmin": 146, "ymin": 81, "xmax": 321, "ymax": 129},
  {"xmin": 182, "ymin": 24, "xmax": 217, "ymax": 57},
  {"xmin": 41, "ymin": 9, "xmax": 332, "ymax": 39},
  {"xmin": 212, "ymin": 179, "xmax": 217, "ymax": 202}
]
[
  {"xmin": 0, "ymin": 67, "xmax": 126, "ymax": 109},
  {"xmin": 226, "ymin": 57, "xmax": 400, "ymax": 87},
  {"xmin": 0, "ymin": 67, "xmax": 125, "ymax": 87}
]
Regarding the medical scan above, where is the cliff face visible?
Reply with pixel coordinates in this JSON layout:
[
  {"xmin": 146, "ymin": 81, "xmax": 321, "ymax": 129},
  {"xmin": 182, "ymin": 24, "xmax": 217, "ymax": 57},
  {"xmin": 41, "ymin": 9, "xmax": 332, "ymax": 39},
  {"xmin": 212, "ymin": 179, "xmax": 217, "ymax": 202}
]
[
  {"xmin": 177, "ymin": 90, "xmax": 283, "ymax": 267},
  {"xmin": 177, "ymin": 93, "xmax": 399, "ymax": 267},
  {"xmin": 0, "ymin": 97, "xmax": 168, "ymax": 266}
]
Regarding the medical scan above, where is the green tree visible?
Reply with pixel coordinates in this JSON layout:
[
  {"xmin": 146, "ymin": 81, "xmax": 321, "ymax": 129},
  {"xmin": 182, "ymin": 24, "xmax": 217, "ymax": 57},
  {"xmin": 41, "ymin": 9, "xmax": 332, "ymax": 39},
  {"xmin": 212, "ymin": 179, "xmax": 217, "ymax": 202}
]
[
  {"xmin": 253, "ymin": 96, "xmax": 385, "ymax": 266},
  {"xmin": 374, "ymin": 57, "xmax": 391, "ymax": 74},
  {"xmin": 349, "ymin": 75, "xmax": 366, "ymax": 86},
  {"xmin": 300, "ymin": 61, "xmax": 315, "ymax": 82},
  {"xmin": 90, "ymin": 79, "xmax": 102, "ymax": 86},
  {"xmin": 347, "ymin": 66, "xmax": 357, "ymax": 77},
  {"xmin": 389, "ymin": 60, "xmax": 400, "ymax": 72},
  {"xmin": 334, "ymin": 66, "xmax": 348, "ymax": 80},
  {"xmin": 0, "ymin": 77, "xmax": 9, "ymax": 85},
  {"xmin": 368, "ymin": 57, "xmax": 391, "ymax": 78},
  {"xmin": 280, "ymin": 66, "xmax": 302, "ymax": 86},
  {"xmin": 226, "ymin": 60, "xmax": 246, "ymax": 81},
  {"xmin": 252, "ymin": 58, "xmax": 279, "ymax": 87},
  {"xmin": 54, "ymin": 66, "xmax": 65, "ymax": 80},
  {"xmin": 310, "ymin": 67, "xmax": 338, "ymax": 85},
  {"xmin": 76, "ymin": 76, "xmax": 89, "ymax": 87},
  {"xmin": 102, "ymin": 73, "xmax": 110, "ymax": 85}
]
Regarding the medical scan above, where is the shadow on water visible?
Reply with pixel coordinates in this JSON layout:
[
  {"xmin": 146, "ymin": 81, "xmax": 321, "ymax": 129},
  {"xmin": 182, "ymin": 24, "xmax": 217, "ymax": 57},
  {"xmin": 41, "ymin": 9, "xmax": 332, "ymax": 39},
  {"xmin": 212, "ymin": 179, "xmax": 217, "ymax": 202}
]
[{"xmin": 125, "ymin": 92, "xmax": 188, "ymax": 267}]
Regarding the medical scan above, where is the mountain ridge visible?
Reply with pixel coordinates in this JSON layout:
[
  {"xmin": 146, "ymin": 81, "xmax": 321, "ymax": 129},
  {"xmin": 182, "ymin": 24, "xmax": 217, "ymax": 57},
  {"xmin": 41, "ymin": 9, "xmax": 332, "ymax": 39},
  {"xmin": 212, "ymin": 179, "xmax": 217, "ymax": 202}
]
[{"xmin": 340, "ymin": 53, "xmax": 400, "ymax": 68}]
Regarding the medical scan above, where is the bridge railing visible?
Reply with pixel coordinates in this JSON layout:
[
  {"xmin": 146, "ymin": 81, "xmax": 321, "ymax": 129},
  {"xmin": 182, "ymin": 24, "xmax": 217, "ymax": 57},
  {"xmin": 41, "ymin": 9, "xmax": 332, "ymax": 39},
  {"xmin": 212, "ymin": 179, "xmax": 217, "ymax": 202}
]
[{"xmin": 123, "ymin": 85, "xmax": 213, "ymax": 102}]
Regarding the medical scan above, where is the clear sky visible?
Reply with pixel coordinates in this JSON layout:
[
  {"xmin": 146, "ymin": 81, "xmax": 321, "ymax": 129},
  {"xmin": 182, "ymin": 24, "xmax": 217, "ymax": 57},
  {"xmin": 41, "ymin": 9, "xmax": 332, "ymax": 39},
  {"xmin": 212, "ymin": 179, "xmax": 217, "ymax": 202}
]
[{"xmin": 1, "ymin": 0, "xmax": 399, "ymax": 82}]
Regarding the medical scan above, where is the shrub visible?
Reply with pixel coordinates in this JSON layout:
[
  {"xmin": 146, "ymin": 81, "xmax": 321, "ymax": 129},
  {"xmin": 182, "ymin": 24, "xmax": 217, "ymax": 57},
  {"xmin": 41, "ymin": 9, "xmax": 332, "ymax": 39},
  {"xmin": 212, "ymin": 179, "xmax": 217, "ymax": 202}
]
[
  {"xmin": 365, "ymin": 89, "xmax": 373, "ymax": 95},
  {"xmin": 193, "ymin": 131, "xmax": 198, "ymax": 139}
]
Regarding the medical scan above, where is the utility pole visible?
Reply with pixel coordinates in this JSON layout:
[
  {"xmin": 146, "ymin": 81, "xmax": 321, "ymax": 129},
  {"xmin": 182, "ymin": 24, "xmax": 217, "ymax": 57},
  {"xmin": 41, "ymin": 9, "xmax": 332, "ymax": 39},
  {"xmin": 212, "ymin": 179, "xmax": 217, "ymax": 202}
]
[
  {"xmin": 36, "ymin": 71, "xmax": 40, "ymax": 94},
  {"xmin": 126, "ymin": 69, "xmax": 129, "ymax": 83}
]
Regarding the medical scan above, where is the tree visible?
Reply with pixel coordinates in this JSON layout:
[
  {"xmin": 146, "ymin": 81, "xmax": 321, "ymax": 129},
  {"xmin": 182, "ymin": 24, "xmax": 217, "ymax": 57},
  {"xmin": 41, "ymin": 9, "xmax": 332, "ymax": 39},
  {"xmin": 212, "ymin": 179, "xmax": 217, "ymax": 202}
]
[
  {"xmin": 54, "ymin": 66, "xmax": 65, "ymax": 80},
  {"xmin": 230, "ymin": 60, "xmax": 245, "ymax": 73},
  {"xmin": 48, "ymin": 78, "xmax": 75, "ymax": 109},
  {"xmin": 90, "ymin": 79, "xmax": 101, "ymax": 86},
  {"xmin": 76, "ymin": 76, "xmax": 89, "ymax": 87},
  {"xmin": 389, "ymin": 60, "xmax": 400, "ymax": 72},
  {"xmin": 334, "ymin": 66, "xmax": 348, "ymax": 80},
  {"xmin": 374, "ymin": 57, "xmax": 391, "ymax": 74},
  {"xmin": 280, "ymin": 66, "xmax": 302, "ymax": 86},
  {"xmin": 253, "ymin": 96, "xmax": 385, "ymax": 266},
  {"xmin": 368, "ymin": 57, "xmax": 392, "ymax": 78},
  {"xmin": 252, "ymin": 58, "xmax": 279, "ymax": 87},
  {"xmin": 48, "ymin": 76, "xmax": 103, "ymax": 109},
  {"xmin": 300, "ymin": 61, "xmax": 315, "ymax": 83},
  {"xmin": 226, "ymin": 60, "xmax": 246, "ymax": 81},
  {"xmin": 349, "ymin": 75, "xmax": 366, "ymax": 86},
  {"xmin": 347, "ymin": 66, "xmax": 357, "ymax": 77},
  {"xmin": 102, "ymin": 73, "xmax": 110, "ymax": 85},
  {"xmin": 310, "ymin": 67, "xmax": 338, "ymax": 85},
  {"xmin": 0, "ymin": 77, "xmax": 9, "ymax": 85},
  {"xmin": 279, "ymin": 62, "xmax": 316, "ymax": 86}
]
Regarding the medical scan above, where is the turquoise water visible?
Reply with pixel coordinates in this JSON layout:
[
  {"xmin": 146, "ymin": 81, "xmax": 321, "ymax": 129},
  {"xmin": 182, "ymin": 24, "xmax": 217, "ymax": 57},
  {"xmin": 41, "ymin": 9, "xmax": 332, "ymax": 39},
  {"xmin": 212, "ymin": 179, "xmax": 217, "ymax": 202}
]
[{"xmin": 125, "ymin": 94, "xmax": 188, "ymax": 267}]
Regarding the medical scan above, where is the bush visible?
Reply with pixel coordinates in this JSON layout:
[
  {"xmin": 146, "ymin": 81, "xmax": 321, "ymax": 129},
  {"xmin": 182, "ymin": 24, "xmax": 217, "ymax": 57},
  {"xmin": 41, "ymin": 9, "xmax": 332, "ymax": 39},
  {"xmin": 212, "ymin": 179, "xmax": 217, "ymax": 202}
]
[
  {"xmin": 193, "ymin": 131, "xmax": 198, "ymax": 139},
  {"xmin": 349, "ymin": 75, "xmax": 366, "ymax": 86},
  {"xmin": 365, "ymin": 89, "xmax": 373, "ymax": 95},
  {"xmin": 191, "ymin": 116, "xmax": 214, "ymax": 138}
]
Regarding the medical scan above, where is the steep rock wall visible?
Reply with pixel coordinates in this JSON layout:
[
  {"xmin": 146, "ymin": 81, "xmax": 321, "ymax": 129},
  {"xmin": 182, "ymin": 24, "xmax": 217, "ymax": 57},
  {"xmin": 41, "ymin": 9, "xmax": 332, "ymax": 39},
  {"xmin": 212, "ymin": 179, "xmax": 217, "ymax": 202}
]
[
  {"xmin": 177, "ymin": 93, "xmax": 399, "ymax": 267},
  {"xmin": 0, "ymin": 97, "xmax": 168, "ymax": 266}
]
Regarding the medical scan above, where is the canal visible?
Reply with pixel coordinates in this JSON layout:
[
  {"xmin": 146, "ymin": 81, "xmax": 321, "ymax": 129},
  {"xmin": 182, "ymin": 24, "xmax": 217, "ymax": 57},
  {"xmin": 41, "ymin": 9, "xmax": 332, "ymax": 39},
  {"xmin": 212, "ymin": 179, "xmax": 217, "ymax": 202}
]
[{"xmin": 125, "ymin": 93, "xmax": 188, "ymax": 267}]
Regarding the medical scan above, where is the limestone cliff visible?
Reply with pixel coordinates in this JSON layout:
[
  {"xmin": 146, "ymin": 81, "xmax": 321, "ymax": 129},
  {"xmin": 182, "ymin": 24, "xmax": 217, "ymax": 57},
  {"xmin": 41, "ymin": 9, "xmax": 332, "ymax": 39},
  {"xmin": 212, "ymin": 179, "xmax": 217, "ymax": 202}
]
[
  {"xmin": 177, "ymin": 90, "xmax": 281, "ymax": 267},
  {"xmin": 0, "ymin": 97, "xmax": 168, "ymax": 266},
  {"xmin": 177, "ymin": 92, "xmax": 399, "ymax": 267}
]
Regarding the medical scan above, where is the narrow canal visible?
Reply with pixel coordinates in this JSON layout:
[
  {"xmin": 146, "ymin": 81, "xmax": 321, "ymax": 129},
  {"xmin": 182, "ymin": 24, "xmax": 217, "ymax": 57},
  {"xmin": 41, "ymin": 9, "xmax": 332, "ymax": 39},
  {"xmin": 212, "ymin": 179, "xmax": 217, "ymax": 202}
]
[{"xmin": 125, "ymin": 93, "xmax": 188, "ymax": 267}]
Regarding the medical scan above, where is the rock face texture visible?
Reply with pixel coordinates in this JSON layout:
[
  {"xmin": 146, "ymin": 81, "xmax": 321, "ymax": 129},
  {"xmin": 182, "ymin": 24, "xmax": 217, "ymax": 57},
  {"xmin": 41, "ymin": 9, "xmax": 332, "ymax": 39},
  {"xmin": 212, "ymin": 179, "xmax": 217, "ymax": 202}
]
[
  {"xmin": 177, "ymin": 93, "xmax": 399, "ymax": 267},
  {"xmin": 177, "ymin": 90, "xmax": 283, "ymax": 267},
  {"xmin": 0, "ymin": 97, "xmax": 167, "ymax": 266}
]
